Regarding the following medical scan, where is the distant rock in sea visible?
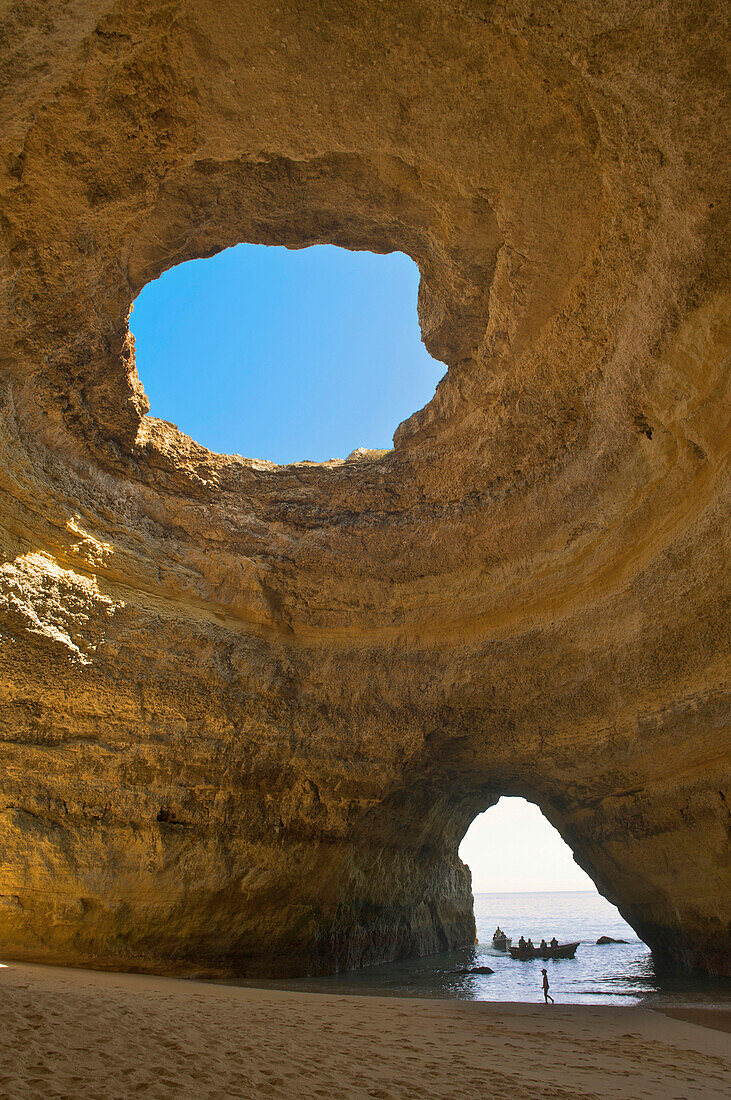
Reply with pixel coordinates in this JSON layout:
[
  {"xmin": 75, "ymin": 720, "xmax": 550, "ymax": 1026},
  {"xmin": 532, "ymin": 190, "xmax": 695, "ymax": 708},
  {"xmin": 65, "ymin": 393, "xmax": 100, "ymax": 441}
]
[
  {"xmin": 596, "ymin": 936, "xmax": 628, "ymax": 945},
  {"xmin": 451, "ymin": 965, "xmax": 494, "ymax": 975}
]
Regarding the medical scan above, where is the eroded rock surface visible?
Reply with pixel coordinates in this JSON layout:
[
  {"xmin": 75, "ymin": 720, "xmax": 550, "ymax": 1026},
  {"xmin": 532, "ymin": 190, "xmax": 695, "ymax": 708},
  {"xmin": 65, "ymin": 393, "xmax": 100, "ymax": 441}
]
[{"xmin": 0, "ymin": 0, "xmax": 729, "ymax": 976}]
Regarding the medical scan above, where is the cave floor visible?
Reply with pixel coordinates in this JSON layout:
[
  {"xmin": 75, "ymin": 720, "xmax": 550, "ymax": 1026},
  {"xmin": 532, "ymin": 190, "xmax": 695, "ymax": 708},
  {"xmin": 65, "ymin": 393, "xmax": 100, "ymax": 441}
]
[{"xmin": 1, "ymin": 961, "xmax": 729, "ymax": 1099}]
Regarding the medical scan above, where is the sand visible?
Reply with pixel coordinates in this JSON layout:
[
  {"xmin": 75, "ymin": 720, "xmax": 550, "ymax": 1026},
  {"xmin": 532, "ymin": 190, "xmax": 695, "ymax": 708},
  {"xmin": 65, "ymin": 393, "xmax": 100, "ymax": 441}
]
[
  {"xmin": 655, "ymin": 1007, "xmax": 731, "ymax": 1035},
  {"xmin": 1, "ymin": 961, "xmax": 729, "ymax": 1099}
]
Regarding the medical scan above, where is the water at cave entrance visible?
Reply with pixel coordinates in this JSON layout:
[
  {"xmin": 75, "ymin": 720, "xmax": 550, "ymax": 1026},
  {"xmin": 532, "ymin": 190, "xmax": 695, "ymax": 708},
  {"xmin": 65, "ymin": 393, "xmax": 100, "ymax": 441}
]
[
  {"xmin": 227, "ymin": 890, "xmax": 730, "ymax": 1008},
  {"xmin": 224, "ymin": 800, "xmax": 731, "ymax": 1007}
]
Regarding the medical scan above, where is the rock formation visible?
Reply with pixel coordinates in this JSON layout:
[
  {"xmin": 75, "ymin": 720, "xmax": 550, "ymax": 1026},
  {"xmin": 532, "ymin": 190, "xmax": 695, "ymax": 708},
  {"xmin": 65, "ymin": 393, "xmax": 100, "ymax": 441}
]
[{"xmin": 0, "ymin": 0, "xmax": 728, "ymax": 977}]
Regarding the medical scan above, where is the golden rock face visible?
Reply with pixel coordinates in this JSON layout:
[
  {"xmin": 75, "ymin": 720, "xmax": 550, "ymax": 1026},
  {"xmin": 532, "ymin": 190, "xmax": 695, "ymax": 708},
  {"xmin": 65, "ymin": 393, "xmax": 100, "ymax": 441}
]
[{"xmin": 0, "ymin": 1, "xmax": 728, "ymax": 977}]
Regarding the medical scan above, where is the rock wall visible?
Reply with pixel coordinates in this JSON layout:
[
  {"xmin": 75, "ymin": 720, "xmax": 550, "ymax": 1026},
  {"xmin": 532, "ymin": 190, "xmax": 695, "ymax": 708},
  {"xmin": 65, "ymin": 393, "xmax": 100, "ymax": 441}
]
[{"xmin": 0, "ymin": 0, "xmax": 728, "ymax": 976}]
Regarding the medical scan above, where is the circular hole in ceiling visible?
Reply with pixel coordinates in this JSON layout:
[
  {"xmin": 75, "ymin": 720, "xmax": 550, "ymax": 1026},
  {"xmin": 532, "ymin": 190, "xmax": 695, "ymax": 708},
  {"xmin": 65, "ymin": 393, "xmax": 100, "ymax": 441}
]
[{"xmin": 130, "ymin": 243, "xmax": 445, "ymax": 464}]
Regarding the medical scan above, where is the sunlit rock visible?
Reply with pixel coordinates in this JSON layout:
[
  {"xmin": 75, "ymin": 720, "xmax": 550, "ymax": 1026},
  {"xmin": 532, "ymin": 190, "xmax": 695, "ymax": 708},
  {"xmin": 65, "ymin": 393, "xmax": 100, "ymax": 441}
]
[{"xmin": 0, "ymin": 0, "xmax": 728, "ymax": 977}]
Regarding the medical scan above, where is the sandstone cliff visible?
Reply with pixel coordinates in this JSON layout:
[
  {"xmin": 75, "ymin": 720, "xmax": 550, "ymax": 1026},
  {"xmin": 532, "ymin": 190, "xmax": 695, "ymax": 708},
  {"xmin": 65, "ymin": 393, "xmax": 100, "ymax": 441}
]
[{"xmin": 0, "ymin": 0, "xmax": 729, "ymax": 977}]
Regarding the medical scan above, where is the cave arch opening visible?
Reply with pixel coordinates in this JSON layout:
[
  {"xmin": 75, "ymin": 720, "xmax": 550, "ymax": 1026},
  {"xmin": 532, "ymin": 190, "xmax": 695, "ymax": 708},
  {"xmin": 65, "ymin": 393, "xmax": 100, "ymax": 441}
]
[
  {"xmin": 458, "ymin": 796, "xmax": 640, "ymax": 952},
  {"xmin": 129, "ymin": 242, "xmax": 445, "ymax": 465}
]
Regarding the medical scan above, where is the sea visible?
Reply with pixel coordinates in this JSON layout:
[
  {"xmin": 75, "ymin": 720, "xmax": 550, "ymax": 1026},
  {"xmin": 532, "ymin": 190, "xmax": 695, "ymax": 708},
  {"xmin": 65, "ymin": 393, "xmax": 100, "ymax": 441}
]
[{"xmin": 239, "ymin": 891, "xmax": 731, "ymax": 1008}]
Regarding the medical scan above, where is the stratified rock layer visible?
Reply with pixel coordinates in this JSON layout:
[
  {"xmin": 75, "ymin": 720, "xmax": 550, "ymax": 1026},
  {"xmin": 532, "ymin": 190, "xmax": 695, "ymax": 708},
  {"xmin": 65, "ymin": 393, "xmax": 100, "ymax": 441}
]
[{"xmin": 0, "ymin": 1, "xmax": 729, "ymax": 976}]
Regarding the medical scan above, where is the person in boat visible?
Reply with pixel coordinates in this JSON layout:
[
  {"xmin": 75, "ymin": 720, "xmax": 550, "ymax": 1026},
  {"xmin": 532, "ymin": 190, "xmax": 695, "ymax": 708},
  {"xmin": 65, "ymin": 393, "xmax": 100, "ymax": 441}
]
[
  {"xmin": 526, "ymin": 938, "xmax": 534, "ymax": 950},
  {"xmin": 494, "ymin": 927, "xmax": 502, "ymax": 939},
  {"xmin": 539, "ymin": 938, "xmax": 548, "ymax": 952},
  {"xmin": 550, "ymin": 936, "xmax": 558, "ymax": 949},
  {"xmin": 518, "ymin": 936, "xmax": 526, "ymax": 949},
  {"xmin": 541, "ymin": 968, "xmax": 554, "ymax": 1004}
]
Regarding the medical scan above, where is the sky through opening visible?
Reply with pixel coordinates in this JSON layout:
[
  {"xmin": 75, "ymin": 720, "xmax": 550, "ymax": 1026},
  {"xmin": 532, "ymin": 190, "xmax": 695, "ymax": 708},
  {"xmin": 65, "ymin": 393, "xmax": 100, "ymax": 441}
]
[
  {"xmin": 130, "ymin": 243, "xmax": 445, "ymax": 464},
  {"xmin": 459, "ymin": 797, "xmax": 598, "ymax": 893}
]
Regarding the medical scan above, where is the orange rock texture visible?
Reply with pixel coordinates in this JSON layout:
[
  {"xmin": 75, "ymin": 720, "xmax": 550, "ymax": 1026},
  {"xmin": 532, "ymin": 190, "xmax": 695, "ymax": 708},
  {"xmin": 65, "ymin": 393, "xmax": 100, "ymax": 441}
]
[{"xmin": 0, "ymin": 0, "xmax": 728, "ymax": 977}]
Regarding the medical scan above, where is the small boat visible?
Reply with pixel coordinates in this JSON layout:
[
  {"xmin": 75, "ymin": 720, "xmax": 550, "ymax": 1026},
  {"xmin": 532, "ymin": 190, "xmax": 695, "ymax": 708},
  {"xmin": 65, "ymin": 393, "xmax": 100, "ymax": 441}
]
[
  {"xmin": 548, "ymin": 941, "xmax": 580, "ymax": 959},
  {"xmin": 508, "ymin": 941, "xmax": 579, "ymax": 960},
  {"xmin": 492, "ymin": 932, "xmax": 512, "ymax": 951},
  {"xmin": 508, "ymin": 944, "xmax": 540, "ymax": 960}
]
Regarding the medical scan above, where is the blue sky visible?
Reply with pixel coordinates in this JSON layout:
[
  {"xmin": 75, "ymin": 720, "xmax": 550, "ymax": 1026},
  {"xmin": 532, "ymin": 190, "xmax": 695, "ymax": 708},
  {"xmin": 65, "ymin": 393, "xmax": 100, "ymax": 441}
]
[
  {"xmin": 130, "ymin": 243, "xmax": 445, "ymax": 464},
  {"xmin": 131, "ymin": 244, "xmax": 598, "ymax": 893}
]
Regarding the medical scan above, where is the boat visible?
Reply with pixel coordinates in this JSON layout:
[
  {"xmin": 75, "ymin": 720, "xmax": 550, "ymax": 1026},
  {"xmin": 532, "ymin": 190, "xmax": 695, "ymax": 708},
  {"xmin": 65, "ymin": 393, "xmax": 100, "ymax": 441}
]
[
  {"xmin": 492, "ymin": 932, "xmax": 512, "ymax": 951},
  {"xmin": 546, "ymin": 941, "xmax": 579, "ymax": 959},
  {"xmin": 508, "ymin": 941, "xmax": 579, "ymax": 960}
]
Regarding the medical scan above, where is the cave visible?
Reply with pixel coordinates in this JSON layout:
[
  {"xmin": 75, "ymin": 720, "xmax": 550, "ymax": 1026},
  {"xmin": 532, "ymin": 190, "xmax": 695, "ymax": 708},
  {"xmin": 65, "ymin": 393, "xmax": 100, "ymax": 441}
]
[{"xmin": 0, "ymin": 1, "xmax": 728, "ymax": 980}]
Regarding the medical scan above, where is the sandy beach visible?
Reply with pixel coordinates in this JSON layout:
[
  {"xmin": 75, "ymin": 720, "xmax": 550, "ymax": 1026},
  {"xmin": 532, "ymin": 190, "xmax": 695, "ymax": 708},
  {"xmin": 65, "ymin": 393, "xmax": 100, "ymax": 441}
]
[{"xmin": 1, "ymin": 961, "xmax": 729, "ymax": 1099}]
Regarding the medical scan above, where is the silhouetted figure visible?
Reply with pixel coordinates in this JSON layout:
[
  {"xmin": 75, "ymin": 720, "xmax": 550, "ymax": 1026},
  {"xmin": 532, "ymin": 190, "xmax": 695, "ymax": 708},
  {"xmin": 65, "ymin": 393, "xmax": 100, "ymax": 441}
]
[
  {"xmin": 518, "ymin": 936, "xmax": 526, "ymax": 949},
  {"xmin": 539, "ymin": 939, "xmax": 548, "ymax": 952},
  {"xmin": 526, "ymin": 938, "xmax": 534, "ymax": 950},
  {"xmin": 541, "ymin": 968, "xmax": 554, "ymax": 1004},
  {"xmin": 550, "ymin": 936, "xmax": 558, "ymax": 949}
]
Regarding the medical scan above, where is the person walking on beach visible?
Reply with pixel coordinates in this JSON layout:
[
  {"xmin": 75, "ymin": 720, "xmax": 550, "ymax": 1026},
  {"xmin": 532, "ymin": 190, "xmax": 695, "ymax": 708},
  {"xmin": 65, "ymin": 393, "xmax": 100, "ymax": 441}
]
[{"xmin": 541, "ymin": 969, "xmax": 554, "ymax": 1004}]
